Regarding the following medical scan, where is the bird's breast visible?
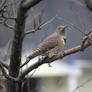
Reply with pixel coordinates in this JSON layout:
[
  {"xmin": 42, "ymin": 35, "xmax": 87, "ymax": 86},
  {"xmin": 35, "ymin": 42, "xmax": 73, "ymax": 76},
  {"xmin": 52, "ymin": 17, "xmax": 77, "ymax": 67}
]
[{"xmin": 58, "ymin": 37, "xmax": 65, "ymax": 48}]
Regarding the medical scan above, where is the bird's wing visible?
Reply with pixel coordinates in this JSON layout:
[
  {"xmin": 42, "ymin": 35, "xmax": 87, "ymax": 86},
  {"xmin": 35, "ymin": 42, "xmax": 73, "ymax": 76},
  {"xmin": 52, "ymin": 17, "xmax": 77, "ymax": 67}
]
[{"xmin": 36, "ymin": 33, "xmax": 59, "ymax": 52}]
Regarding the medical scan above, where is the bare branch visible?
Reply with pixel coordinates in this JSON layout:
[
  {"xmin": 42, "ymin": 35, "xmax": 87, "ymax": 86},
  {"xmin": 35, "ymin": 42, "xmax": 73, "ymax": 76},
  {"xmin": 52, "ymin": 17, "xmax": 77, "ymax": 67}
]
[
  {"xmin": 38, "ymin": 0, "xmax": 46, "ymax": 25},
  {"xmin": 0, "ymin": 39, "xmax": 12, "ymax": 61},
  {"xmin": 72, "ymin": 77, "xmax": 92, "ymax": 92},
  {"xmin": 0, "ymin": 0, "xmax": 16, "ymax": 29},
  {"xmin": 84, "ymin": 0, "xmax": 92, "ymax": 12},
  {"xmin": 81, "ymin": 28, "xmax": 92, "ymax": 50},
  {"xmin": 0, "ymin": 64, "xmax": 18, "ymax": 82},
  {"xmin": 41, "ymin": 15, "xmax": 57, "ymax": 28},
  {"xmin": 22, "ymin": 0, "xmax": 43, "ymax": 10},
  {"xmin": 7, "ymin": 0, "xmax": 19, "ymax": 6},
  {"xmin": 19, "ymin": 42, "xmax": 91, "ymax": 80},
  {"xmin": 0, "ymin": 0, "xmax": 7, "ymax": 17},
  {"xmin": 0, "ymin": 17, "xmax": 15, "ymax": 30},
  {"xmin": 33, "ymin": 15, "xmax": 38, "ymax": 29},
  {"xmin": 0, "ymin": 60, "xmax": 9, "ymax": 69},
  {"xmin": 58, "ymin": 17, "xmax": 86, "ymax": 35},
  {"xmin": 0, "ymin": 48, "xmax": 7, "ymax": 56},
  {"xmin": 3, "ymin": 19, "xmax": 14, "ymax": 30},
  {"xmin": 3, "ymin": 16, "xmax": 16, "ymax": 20},
  {"xmin": 26, "ymin": 0, "xmax": 46, "ymax": 28},
  {"xmin": 69, "ymin": 0, "xmax": 85, "ymax": 8},
  {"xmin": 8, "ymin": 0, "xmax": 43, "ymax": 91},
  {"xmin": 21, "ymin": 25, "xmax": 91, "ymax": 69},
  {"xmin": 24, "ymin": 15, "xmax": 57, "ymax": 35}
]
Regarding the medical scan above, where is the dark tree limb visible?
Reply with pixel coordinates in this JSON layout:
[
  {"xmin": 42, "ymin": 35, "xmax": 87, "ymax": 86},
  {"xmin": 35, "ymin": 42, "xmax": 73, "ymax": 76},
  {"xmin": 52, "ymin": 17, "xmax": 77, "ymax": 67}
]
[
  {"xmin": 20, "ymin": 29, "xmax": 92, "ymax": 80},
  {"xmin": 19, "ymin": 42, "xmax": 91, "ymax": 81},
  {"xmin": 84, "ymin": 0, "xmax": 92, "ymax": 12},
  {"xmin": 22, "ymin": 0, "xmax": 43, "ymax": 10},
  {"xmin": 8, "ymin": 0, "xmax": 42, "ymax": 92},
  {"xmin": 0, "ymin": 64, "xmax": 18, "ymax": 82}
]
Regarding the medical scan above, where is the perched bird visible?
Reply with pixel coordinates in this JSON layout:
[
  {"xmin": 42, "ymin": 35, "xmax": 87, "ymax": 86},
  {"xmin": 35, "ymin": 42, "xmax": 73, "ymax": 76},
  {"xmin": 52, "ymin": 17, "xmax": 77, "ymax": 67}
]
[{"xmin": 21, "ymin": 25, "xmax": 67, "ymax": 68}]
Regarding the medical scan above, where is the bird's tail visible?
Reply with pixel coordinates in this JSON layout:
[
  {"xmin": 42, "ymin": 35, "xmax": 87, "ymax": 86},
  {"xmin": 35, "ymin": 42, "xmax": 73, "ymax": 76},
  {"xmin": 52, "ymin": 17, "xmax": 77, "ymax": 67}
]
[{"xmin": 20, "ymin": 49, "xmax": 43, "ymax": 68}]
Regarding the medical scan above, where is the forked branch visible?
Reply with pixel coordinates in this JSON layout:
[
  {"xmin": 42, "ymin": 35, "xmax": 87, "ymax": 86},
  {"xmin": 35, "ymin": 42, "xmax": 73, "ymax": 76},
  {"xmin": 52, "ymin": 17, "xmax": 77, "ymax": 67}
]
[{"xmin": 19, "ymin": 41, "xmax": 91, "ymax": 80}]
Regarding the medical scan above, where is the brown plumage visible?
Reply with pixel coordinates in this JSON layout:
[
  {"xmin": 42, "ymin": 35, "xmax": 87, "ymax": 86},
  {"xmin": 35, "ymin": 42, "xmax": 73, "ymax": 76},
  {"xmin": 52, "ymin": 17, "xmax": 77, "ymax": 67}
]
[{"xmin": 21, "ymin": 25, "xmax": 67, "ymax": 68}]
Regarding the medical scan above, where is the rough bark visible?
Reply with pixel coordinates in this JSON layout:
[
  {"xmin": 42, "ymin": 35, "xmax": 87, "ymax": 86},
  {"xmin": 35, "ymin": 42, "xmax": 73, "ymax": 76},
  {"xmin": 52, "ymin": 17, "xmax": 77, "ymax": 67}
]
[
  {"xmin": 8, "ymin": 0, "xmax": 42, "ymax": 92},
  {"xmin": 19, "ymin": 42, "xmax": 91, "ymax": 80}
]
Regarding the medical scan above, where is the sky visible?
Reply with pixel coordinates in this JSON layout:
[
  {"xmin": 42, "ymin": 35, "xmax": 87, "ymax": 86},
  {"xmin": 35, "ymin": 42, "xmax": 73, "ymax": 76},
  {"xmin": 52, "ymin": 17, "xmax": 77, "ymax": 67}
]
[{"xmin": 0, "ymin": 0, "xmax": 92, "ymax": 64}]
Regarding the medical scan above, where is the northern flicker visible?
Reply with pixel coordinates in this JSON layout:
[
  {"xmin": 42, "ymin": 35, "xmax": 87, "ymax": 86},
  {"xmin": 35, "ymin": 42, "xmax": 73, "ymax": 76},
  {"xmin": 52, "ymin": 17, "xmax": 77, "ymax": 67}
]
[{"xmin": 21, "ymin": 25, "xmax": 67, "ymax": 68}]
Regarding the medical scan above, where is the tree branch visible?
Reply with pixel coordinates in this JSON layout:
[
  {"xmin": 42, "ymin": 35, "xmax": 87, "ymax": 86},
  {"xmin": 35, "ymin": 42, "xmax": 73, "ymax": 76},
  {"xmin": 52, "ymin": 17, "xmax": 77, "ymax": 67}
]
[
  {"xmin": 0, "ymin": 64, "xmax": 18, "ymax": 82},
  {"xmin": 0, "ymin": 60, "xmax": 9, "ymax": 69},
  {"xmin": 19, "ymin": 42, "xmax": 91, "ymax": 81},
  {"xmin": 8, "ymin": 0, "xmax": 42, "ymax": 92},
  {"xmin": 84, "ymin": 0, "xmax": 92, "ymax": 12},
  {"xmin": 24, "ymin": 15, "xmax": 57, "ymax": 35},
  {"xmin": 22, "ymin": 0, "xmax": 43, "ymax": 10}
]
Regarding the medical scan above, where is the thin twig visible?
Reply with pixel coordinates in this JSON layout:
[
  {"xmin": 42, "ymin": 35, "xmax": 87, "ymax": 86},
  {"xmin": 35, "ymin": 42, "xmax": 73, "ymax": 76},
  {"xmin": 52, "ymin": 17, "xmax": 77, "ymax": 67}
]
[
  {"xmin": 75, "ymin": 12, "xmax": 85, "ymax": 31},
  {"xmin": 38, "ymin": 0, "xmax": 46, "ymax": 25},
  {"xmin": 0, "ymin": 15, "xmax": 16, "ymax": 30},
  {"xmin": 72, "ymin": 77, "xmax": 92, "ymax": 92},
  {"xmin": 3, "ymin": 19, "xmax": 14, "ymax": 30},
  {"xmin": 0, "ymin": 64, "xmax": 18, "ymax": 82},
  {"xmin": 0, "ymin": 60, "xmax": 9, "ymax": 69},
  {"xmin": 7, "ymin": 0, "xmax": 19, "ymax": 6},
  {"xmin": 0, "ymin": 48, "xmax": 8, "ymax": 56},
  {"xmin": 4, "ymin": 16, "xmax": 16, "ymax": 20},
  {"xmin": 58, "ymin": 17, "xmax": 86, "ymax": 35},
  {"xmin": 70, "ymin": 0, "xmax": 85, "ymax": 8},
  {"xmin": 0, "ymin": 0, "xmax": 6, "ymax": 8},
  {"xmin": 11, "ymin": 0, "xmax": 16, "ymax": 18},
  {"xmin": 24, "ymin": 15, "xmax": 57, "ymax": 35},
  {"xmin": 81, "ymin": 28, "xmax": 92, "ymax": 50},
  {"xmin": 0, "ymin": 0, "xmax": 16, "ymax": 30}
]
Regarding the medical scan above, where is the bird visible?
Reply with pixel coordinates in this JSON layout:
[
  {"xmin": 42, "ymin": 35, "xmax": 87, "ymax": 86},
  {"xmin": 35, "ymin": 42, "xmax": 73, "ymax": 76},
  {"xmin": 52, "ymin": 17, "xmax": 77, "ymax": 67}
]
[{"xmin": 20, "ymin": 25, "xmax": 67, "ymax": 68}]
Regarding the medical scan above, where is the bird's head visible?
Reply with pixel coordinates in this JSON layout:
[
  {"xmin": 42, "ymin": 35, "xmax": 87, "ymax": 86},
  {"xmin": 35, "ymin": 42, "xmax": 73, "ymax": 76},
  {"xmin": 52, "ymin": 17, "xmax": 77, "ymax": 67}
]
[{"xmin": 56, "ymin": 25, "xmax": 67, "ymax": 41}]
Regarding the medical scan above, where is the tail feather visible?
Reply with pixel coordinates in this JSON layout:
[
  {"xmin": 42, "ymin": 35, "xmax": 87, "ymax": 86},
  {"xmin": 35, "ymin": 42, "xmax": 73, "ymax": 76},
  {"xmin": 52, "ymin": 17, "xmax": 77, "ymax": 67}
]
[
  {"xmin": 20, "ymin": 49, "xmax": 43, "ymax": 68},
  {"xmin": 28, "ymin": 49, "xmax": 43, "ymax": 59}
]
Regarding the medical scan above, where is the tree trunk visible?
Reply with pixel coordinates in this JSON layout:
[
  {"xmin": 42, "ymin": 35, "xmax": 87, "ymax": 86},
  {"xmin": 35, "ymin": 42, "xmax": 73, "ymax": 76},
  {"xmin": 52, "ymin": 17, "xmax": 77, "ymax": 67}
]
[{"xmin": 7, "ymin": 0, "xmax": 42, "ymax": 92}]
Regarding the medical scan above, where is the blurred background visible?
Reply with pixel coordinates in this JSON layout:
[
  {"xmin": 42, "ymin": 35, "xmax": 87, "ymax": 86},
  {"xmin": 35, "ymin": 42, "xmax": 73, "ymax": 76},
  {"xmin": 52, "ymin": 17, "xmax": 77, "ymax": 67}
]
[{"xmin": 0, "ymin": 0, "xmax": 92, "ymax": 92}]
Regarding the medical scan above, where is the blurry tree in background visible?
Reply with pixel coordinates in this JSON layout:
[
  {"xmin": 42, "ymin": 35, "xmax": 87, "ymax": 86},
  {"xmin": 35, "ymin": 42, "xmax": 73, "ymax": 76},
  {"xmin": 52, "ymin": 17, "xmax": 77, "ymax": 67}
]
[{"xmin": 0, "ymin": 0, "xmax": 92, "ymax": 92}]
